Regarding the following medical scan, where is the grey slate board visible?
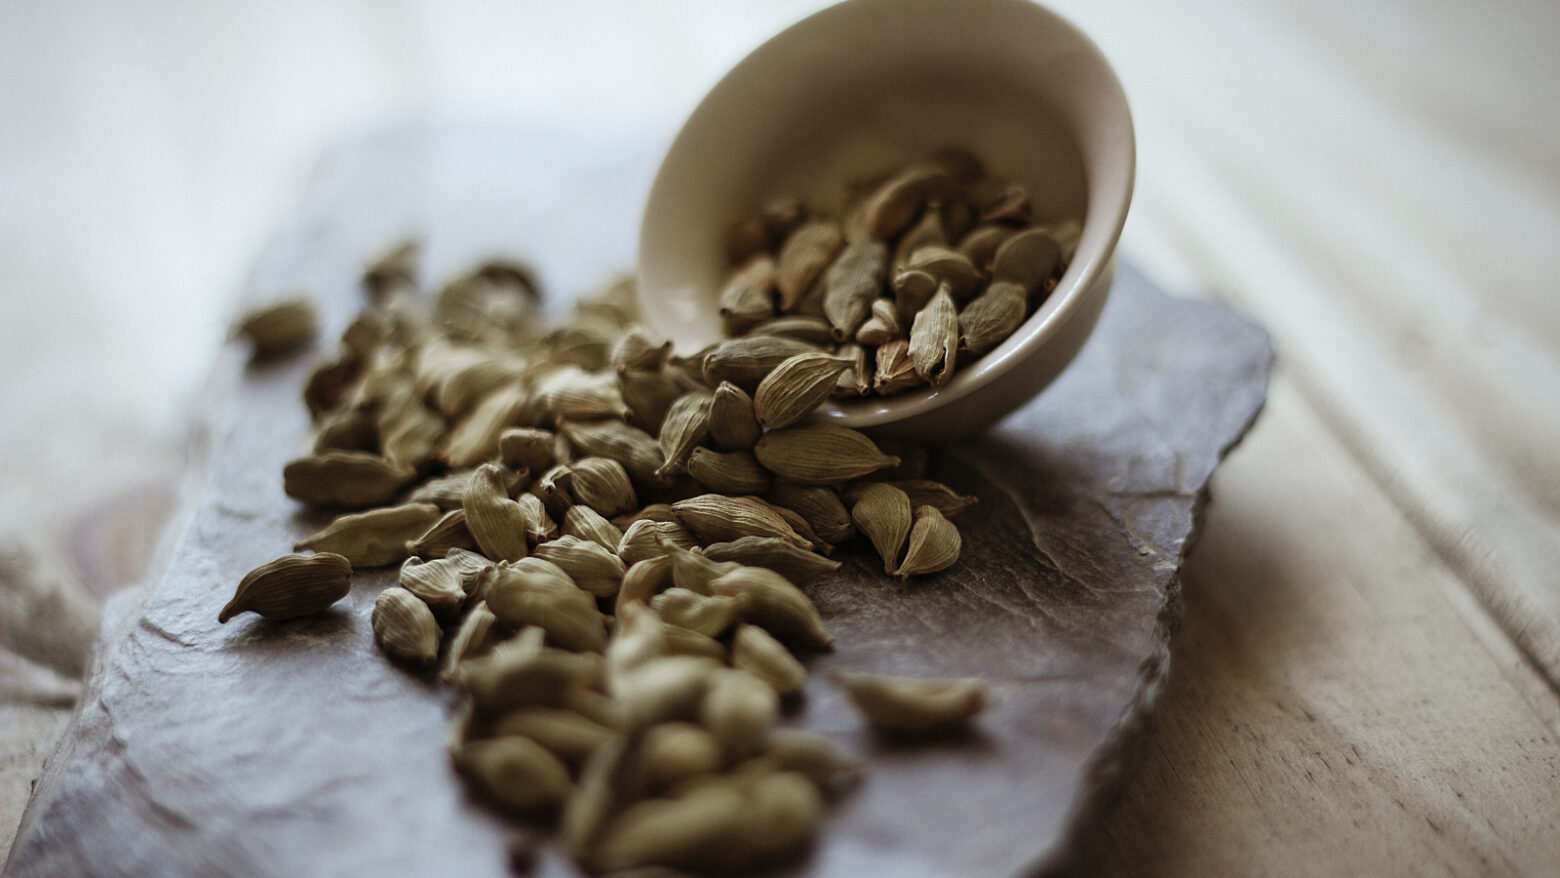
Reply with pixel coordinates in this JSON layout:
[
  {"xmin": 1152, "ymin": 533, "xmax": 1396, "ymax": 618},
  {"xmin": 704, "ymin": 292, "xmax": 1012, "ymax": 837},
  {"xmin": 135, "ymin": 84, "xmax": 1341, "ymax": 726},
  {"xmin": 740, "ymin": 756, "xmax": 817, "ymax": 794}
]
[{"xmin": 4, "ymin": 125, "xmax": 1272, "ymax": 878}]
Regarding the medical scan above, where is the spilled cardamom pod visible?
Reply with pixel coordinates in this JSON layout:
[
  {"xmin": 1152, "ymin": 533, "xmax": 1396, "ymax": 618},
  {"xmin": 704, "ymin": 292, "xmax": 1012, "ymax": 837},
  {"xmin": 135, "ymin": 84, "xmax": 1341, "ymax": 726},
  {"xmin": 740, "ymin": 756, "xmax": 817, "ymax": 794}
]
[
  {"xmin": 848, "ymin": 483, "xmax": 912, "ymax": 574},
  {"xmin": 702, "ymin": 536, "xmax": 842, "ymax": 585},
  {"xmin": 570, "ymin": 457, "xmax": 638, "ymax": 517},
  {"xmin": 534, "ymin": 535, "xmax": 628, "ymax": 598},
  {"xmin": 463, "ymin": 463, "xmax": 531, "ymax": 563},
  {"xmin": 699, "ymin": 668, "xmax": 779, "ymax": 761},
  {"xmin": 708, "ymin": 566, "xmax": 832, "ymax": 651},
  {"xmin": 764, "ymin": 482, "xmax": 854, "ymax": 545},
  {"xmin": 888, "ymin": 479, "xmax": 979, "ymax": 518},
  {"xmin": 397, "ymin": 555, "xmax": 467, "ymax": 616},
  {"xmin": 453, "ymin": 735, "xmax": 574, "ymax": 813},
  {"xmin": 701, "ymin": 335, "xmax": 820, "ymax": 391},
  {"xmin": 685, "ymin": 447, "xmax": 770, "ymax": 495},
  {"xmin": 295, "ymin": 502, "xmax": 443, "ymax": 568},
  {"xmin": 218, "ymin": 552, "xmax": 352, "ymax": 623},
  {"xmin": 404, "ymin": 508, "xmax": 478, "ymax": 558},
  {"xmin": 830, "ymin": 670, "xmax": 986, "ymax": 733},
  {"xmin": 649, "ymin": 588, "xmax": 748, "ymax": 638},
  {"xmin": 641, "ymin": 721, "xmax": 723, "ymax": 791},
  {"xmin": 559, "ymin": 419, "xmax": 665, "ymax": 491},
  {"xmin": 282, "ymin": 451, "xmax": 415, "ymax": 508},
  {"xmin": 234, "ymin": 296, "xmax": 318, "ymax": 356},
  {"xmin": 654, "ymin": 392, "xmax": 713, "ymax": 479},
  {"xmin": 754, "ymin": 425, "xmax": 899, "ymax": 485},
  {"xmin": 372, "ymin": 586, "xmax": 440, "ymax": 666},
  {"xmin": 670, "ymin": 495, "xmax": 808, "ymax": 549},
  {"xmin": 617, "ymin": 519, "xmax": 698, "ymax": 566},
  {"xmin": 707, "ymin": 381, "xmax": 761, "ymax": 451},
  {"xmin": 481, "ymin": 558, "xmax": 606, "ymax": 652},
  {"xmin": 561, "ymin": 505, "xmax": 624, "ymax": 553},
  {"xmin": 730, "ymin": 624, "xmax": 807, "ymax": 697},
  {"xmin": 894, "ymin": 505, "xmax": 961, "ymax": 577}
]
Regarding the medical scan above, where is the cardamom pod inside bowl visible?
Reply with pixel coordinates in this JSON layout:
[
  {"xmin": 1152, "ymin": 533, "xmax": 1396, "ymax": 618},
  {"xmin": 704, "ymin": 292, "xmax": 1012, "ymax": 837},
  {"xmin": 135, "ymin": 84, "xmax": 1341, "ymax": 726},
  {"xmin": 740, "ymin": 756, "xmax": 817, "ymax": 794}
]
[{"xmin": 637, "ymin": 0, "xmax": 1133, "ymax": 441}]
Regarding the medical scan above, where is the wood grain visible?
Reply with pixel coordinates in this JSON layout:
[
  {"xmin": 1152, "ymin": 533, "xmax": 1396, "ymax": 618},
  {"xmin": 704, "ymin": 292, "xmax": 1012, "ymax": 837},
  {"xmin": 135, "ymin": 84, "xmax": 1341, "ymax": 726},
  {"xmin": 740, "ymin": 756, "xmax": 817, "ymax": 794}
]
[{"xmin": 1098, "ymin": 375, "xmax": 1560, "ymax": 876}]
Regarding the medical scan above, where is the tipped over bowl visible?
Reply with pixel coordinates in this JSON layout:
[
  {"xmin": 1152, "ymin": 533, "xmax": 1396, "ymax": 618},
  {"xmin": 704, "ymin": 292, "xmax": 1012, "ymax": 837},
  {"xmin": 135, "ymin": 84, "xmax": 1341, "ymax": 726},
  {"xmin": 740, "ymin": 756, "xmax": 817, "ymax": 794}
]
[{"xmin": 637, "ymin": 0, "xmax": 1134, "ymax": 441}]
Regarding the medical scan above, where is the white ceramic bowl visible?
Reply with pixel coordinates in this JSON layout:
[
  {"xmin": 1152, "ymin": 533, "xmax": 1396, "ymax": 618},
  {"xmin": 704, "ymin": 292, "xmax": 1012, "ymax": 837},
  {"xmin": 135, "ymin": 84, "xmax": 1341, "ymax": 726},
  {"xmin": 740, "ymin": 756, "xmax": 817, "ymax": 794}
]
[{"xmin": 637, "ymin": 0, "xmax": 1134, "ymax": 440}]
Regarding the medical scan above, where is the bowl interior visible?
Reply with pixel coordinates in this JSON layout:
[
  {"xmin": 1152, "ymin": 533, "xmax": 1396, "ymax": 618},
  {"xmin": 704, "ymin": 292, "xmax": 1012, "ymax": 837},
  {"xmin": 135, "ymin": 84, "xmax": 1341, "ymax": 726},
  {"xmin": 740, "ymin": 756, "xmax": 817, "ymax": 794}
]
[{"xmin": 638, "ymin": 0, "xmax": 1134, "ymax": 427}]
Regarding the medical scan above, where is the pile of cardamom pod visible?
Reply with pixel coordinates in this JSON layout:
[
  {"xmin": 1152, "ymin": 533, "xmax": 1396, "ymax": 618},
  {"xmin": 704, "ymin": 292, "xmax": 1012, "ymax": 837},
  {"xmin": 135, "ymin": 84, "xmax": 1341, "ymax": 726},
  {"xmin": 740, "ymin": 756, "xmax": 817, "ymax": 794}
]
[
  {"xmin": 716, "ymin": 147, "xmax": 1079, "ymax": 396},
  {"xmin": 224, "ymin": 236, "xmax": 991, "ymax": 874}
]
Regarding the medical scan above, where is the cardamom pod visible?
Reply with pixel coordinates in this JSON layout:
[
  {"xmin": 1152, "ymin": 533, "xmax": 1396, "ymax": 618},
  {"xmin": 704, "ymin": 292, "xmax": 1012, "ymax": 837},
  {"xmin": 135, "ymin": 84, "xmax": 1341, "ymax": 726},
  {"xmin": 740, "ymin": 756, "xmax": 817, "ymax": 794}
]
[
  {"xmin": 407, "ymin": 467, "xmax": 522, "ymax": 510},
  {"xmin": 534, "ymin": 535, "xmax": 628, "ymax": 598},
  {"xmin": 440, "ymin": 602, "xmax": 499, "ymax": 682},
  {"xmin": 614, "ymin": 555, "xmax": 674, "ymax": 616},
  {"xmin": 649, "ymin": 588, "xmax": 749, "ymax": 638},
  {"xmin": 282, "ymin": 451, "xmax": 415, "ymax": 508},
  {"xmin": 822, "ymin": 239, "xmax": 887, "ymax": 342},
  {"xmin": 755, "ymin": 498, "xmax": 832, "ymax": 554},
  {"xmin": 641, "ymin": 721, "xmax": 723, "ymax": 791},
  {"xmin": 661, "ymin": 622, "xmax": 730, "ymax": 663},
  {"xmin": 605, "ymin": 600, "xmax": 669, "ymax": 682},
  {"xmin": 379, "ymin": 403, "xmax": 445, "ymax": 468},
  {"xmin": 453, "ymin": 735, "xmax": 574, "ymax": 813},
  {"xmin": 707, "ymin": 381, "xmax": 761, "ymax": 451},
  {"xmin": 888, "ymin": 479, "xmax": 979, "ymax": 518},
  {"xmin": 906, "ymin": 245, "xmax": 981, "ymax": 303},
  {"xmin": 701, "ymin": 336, "xmax": 820, "ymax": 391},
  {"xmin": 454, "ymin": 627, "xmax": 600, "ymax": 712},
  {"xmin": 489, "ymin": 707, "xmax": 615, "ymax": 766},
  {"xmin": 404, "ymin": 508, "xmax": 478, "ymax": 558},
  {"xmin": 701, "ymin": 536, "xmax": 843, "ymax": 585},
  {"xmin": 853, "ymin": 297, "xmax": 903, "ymax": 346},
  {"xmin": 445, "ymin": 548, "xmax": 496, "ymax": 597},
  {"xmin": 659, "ymin": 541, "xmax": 742, "ymax": 596},
  {"xmin": 718, "ymin": 255, "xmax": 777, "ymax": 334},
  {"xmin": 763, "ymin": 482, "xmax": 853, "ymax": 545},
  {"xmin": 874, "ymin": 340, "xmax": 920, "ymax": 395},
  {"xmin": 592, "ymin": 781, "xmax": 745, "ymax": 873},
  {"xmin": 753, "ymin": 352, "xmax": 853, "ymax": 430},
  {"xmin": 830, "ymin": 670, "xmax": 986, "ymax": 733},
  {"xmin": 515, "ymin": 491, "xmax": 556, "ymax": 544},
  {"xmin": 908, "ymin": 284, "xmax": 958, "ymax": 386},
  {"xmin": 852, "ymin": 163, "xmax": 953, "ymax": 241},
  {"xmin": 617, "ymin": 367, "xmax": 685, "ymax": 435},
  {"xmin": 234, "ymin": 297, "xmax": 317, "ymax": 356},
  {"xmin": 561, "ymin": 505, "xmax": 625, "ymax": 553},
  {"xmin": 610, "ymin": 655, "xmax": 720, "ymax": 729},
  {"xmin": 295, "ymin": 502, "xmax": 442, "ymax": 568},
  {"xmin": 753, "ymin": 425, "xmax": 899, "ymax": 485},
  {"xmin": 955, "ymin": 224, "xmax": 1014, "ymax": 272},
  {"xmin": 977, "ymin": 181, "xmax": 1032, "ymax": 224},
  {"xmin": 654, "ymin": 392, "xmax": 713, "ymax": 478},
  {"xmin": 498, "ymin": 427, "xmax": 556, "ymax": 474},
  {"xmin": 744, "ymin": 315, "xmax": 834, "ymax": 345},
  {"xmin": 958, "ymin": 280, "xmax": 1028, "ymax": 356},
  {"xmin": 685, "ymin": 448, "xmax": 770, "ymax": 495},
  {"xmin": 699, "ymin": 668, "xmax": 779, "ymax": 761},
  {"xmin": 463, "ymin": 463, "xmax": 531, "ymax": 562},
  {"xmin": 218, "ymin": 552, "xmax": 352, "ymax": 623},
  {"xmin": 559, "ymin": 419, "xmax": 666, "ymax": 491},
  {"xmin": 441, "ymin": 383, "xmax": 530, "ymax": 468},
  {"xmin": 831, "ymin": 343, "xmax": 871, "ymax": 398},
  {"xmin": 763, "ymin": 728, "xmax": 862, "ymax": 789},
  {"xmin": 989, "ymin": 226, "xmax": 1061, "ymax": 292},
  {"xmin": 892, "ymin": 207, "xmax": 948, "ymax": 270},
  {"xmin": 570, "ymin": 457, "xmax": 638, "ymax": 517},
  {"xmin": 670, "ymin": 495, "xmax": 808, "ymax": 549},
  {"xmin": 397, "ymin": 555, "xmax": 466, "ymax": 616},
  {"xmin": 894, "ymin": 505, "xmax": 961, "ymax": 577},
  {"xmin": 708, "ymin": 566, "xmax": 832, "ymax": 650},
  {"xmin": 848, "ymin": 482, "xmax": 912, "ymax": 574},
  {"xmin": 775, "ymin": 220, "xmax": 843, "ymax": 311},
  {"xmin": 310, "ymin": 406, "xmax": 376, "ymax": 455},
  {"xmin": 617, "ymin": 519, "xmax": 698, "ymax": 566},
  {"xmin": 372, "ymin": 586, "xmax": 440, "ymax": 665},
  {"xmin": 559, "ymin": 737, "xmax": 631, "ymax": 862},
  {"xmin": 481, "ymin": 558, "xmax": 607, "ymax": 652},
  {"xmin": 610, "ymin": 327, "xmax": 673, "ymax": 373},
  {"xmin": 891, "ymin": 267, "xmax": 940, "ymax": 321},
  {"xmin": 730, "ymin": 624, "xmax": 807, "ymax": 696},
  {"xmin": 534, "ymin": 464, "xmax": 575, "ymax": 518}
]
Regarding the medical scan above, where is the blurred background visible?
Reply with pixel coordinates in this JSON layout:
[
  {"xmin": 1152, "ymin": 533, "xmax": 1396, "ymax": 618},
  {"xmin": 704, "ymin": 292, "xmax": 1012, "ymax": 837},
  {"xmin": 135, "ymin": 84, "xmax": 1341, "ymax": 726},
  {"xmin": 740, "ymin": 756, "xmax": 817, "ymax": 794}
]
[{"xmin": 3, "ymin": 0, "xmax": 1558, "ymax": 868}]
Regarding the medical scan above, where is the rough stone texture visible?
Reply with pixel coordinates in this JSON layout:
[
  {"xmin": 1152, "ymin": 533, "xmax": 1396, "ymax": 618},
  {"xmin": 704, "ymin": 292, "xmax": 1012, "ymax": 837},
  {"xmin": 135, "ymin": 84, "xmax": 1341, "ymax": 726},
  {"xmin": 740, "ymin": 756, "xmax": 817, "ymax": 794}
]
[{"xmin": 3, "ymin": 126, "xmax": 1271, "ymax": 878}]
